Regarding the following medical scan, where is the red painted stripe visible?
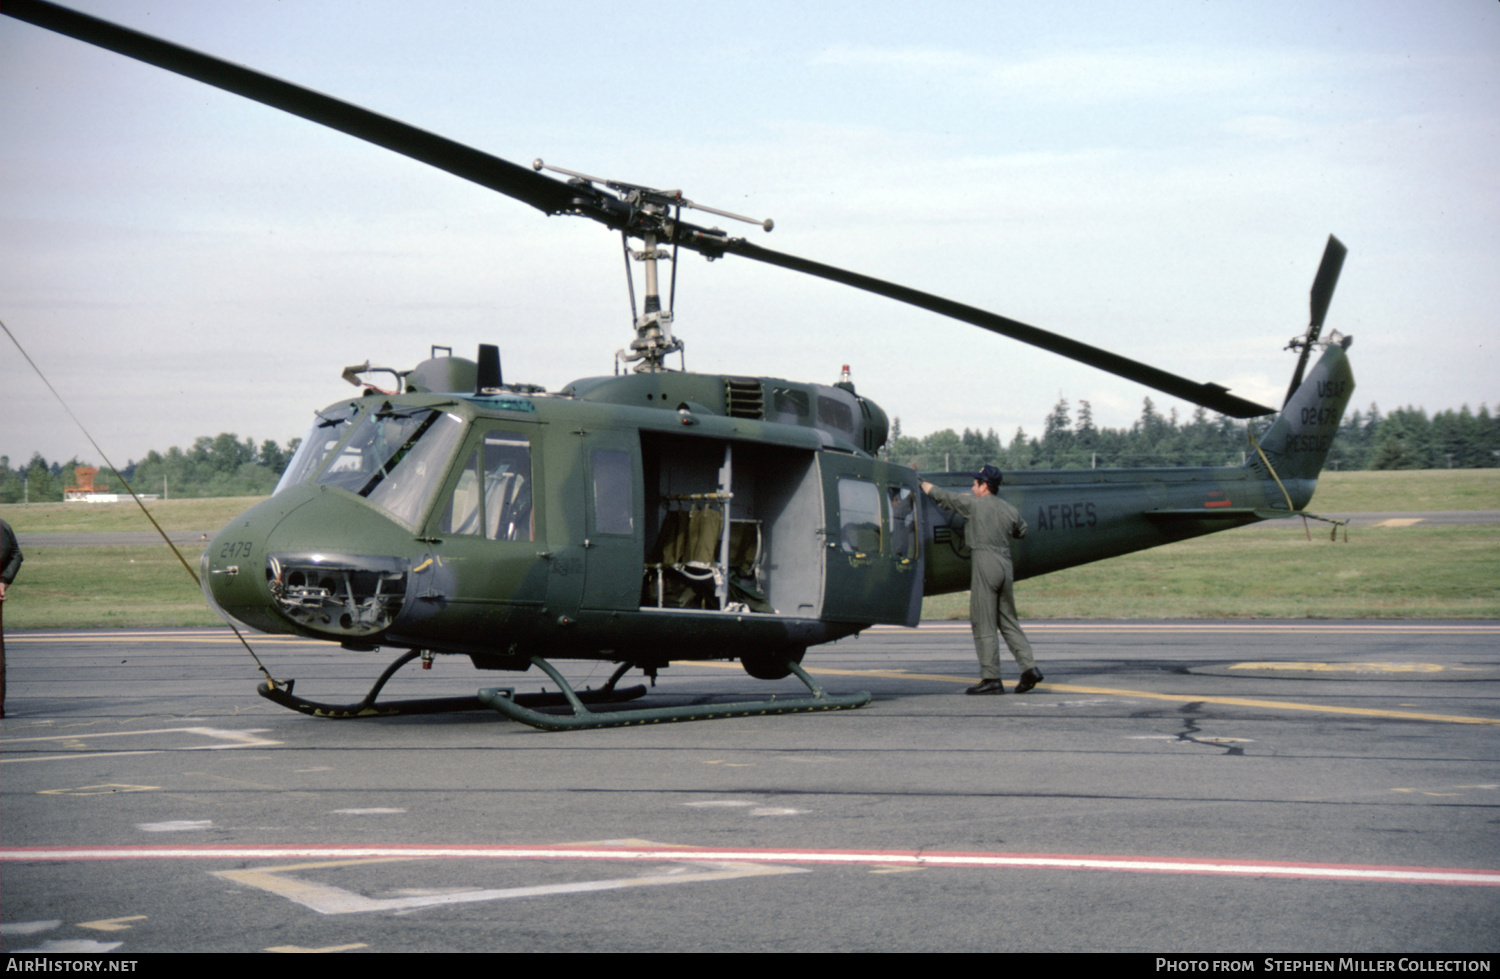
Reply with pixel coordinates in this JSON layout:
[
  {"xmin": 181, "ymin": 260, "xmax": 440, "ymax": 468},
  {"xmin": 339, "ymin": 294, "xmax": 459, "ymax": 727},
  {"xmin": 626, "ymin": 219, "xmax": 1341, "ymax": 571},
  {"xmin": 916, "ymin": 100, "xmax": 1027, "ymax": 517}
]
[{"xmin": 2, "ymin": 844, "xmax": 1495, "ymax": 886}]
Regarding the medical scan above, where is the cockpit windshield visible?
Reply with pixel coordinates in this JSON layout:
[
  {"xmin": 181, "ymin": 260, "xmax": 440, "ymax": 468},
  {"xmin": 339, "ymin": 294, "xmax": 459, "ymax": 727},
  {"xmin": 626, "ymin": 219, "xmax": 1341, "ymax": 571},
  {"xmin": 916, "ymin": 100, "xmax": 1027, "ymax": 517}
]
[
  {"xmin": 314, "ymin": 407, "xmax": 465, "ymax": 528},
  {"xmin": 275, "ymin": 404, "xmax": 361, "ymax": 495}
]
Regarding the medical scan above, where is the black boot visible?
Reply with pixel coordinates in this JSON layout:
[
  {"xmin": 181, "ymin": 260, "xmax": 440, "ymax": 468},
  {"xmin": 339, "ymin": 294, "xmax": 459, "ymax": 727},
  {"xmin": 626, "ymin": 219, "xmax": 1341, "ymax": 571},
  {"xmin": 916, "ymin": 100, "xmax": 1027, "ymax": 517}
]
[
  {"xmin": 1014, "ymin": 669, "xmax": 1044, "ymax": 694},
  {"xmin": 965, "ymin": 678, "xmax": 1006, "ymax": 695}
]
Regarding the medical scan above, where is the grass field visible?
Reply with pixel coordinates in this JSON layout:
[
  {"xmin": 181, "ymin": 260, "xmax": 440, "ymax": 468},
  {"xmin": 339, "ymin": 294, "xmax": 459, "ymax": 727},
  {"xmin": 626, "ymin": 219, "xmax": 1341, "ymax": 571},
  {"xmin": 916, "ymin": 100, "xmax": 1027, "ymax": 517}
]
[
  {"xmin": 6, "ymin": 546, "xmax": 215, "ymax": 628},
  {"xmin": 925, "ymin": 523, "xmax": 1500, "ymax": 620},
  {"xmin": 1, "ymin": 496, "xmax": 264, "ymax": 534},
  {"xmin": 2, "ymin": 471, "xmax": 1496, "ymax": 627},
  {"xmin": 1296, "ymin": 468, "xmax": 1498, "ymax": 512}
]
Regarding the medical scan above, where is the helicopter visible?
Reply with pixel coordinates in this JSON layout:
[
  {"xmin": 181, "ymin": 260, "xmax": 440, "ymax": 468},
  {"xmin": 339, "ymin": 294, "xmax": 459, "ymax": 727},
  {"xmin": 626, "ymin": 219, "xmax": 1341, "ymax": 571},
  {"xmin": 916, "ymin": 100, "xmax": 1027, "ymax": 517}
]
[{"xmin": 5, "ymin": 1, "xmax": 1355, "ymax": 730}]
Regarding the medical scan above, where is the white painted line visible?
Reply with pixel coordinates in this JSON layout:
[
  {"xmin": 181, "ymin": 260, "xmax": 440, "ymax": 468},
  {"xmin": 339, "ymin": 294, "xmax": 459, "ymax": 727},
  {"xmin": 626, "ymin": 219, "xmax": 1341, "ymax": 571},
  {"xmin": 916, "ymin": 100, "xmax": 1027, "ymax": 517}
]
[
  {"xmin": 7, "ymin": 940, "xmax": 123, "ymax": 954},
  {"xmin": 331, "ymin": 808, "xmax": 406, "ymax": 815},
  {"xmin": 0, "ymin": 921, "xmax": 62, "ymax": 936},
  {"xmin": 682, "ymin": 800, "xmax": 804, "ymax": 814},
  {"xmin": 137, "ymin": 820, "xmax": 213, "ymax": 832}
]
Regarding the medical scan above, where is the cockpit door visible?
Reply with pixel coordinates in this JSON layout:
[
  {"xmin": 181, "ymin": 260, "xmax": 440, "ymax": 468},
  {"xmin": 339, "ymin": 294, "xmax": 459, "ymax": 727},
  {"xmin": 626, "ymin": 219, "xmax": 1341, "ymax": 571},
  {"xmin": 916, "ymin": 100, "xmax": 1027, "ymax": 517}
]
[
  {"xmin": 819, "ymin": 454, "xmax": 924, "ymax": 626},
  {"xmin": 418, "ymin": 423, "xmax": 548, "ymax": 641}
]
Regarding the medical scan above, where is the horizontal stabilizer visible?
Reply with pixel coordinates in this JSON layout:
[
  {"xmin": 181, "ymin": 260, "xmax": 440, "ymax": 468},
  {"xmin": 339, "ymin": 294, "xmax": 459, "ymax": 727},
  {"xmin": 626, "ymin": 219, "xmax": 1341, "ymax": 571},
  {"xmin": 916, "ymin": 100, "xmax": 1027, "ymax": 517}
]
[{"xmin": 1145, "ymin": 507, "xmax": 1302, "ymax": 521}]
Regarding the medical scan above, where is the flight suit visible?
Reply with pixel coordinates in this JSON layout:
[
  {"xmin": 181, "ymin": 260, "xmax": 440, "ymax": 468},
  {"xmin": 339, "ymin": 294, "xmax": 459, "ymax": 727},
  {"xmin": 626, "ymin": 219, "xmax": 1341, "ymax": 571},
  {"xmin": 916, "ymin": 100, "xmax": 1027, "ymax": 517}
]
[{"xmin": 927, "ymin": 486, "xmax": 1035, "ymax": 681}]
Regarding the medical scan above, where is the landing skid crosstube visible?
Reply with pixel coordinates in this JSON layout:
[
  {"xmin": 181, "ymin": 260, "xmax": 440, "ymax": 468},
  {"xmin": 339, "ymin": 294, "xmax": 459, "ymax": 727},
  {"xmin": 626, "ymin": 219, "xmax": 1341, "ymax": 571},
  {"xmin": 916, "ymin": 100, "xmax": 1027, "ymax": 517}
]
[
  {"xmin": 257, "ymin": 649, "xmax": 871, "ymax": 730},
  {"xmin": 478, "ymin": 655, "xmax": 871, "ymax": 731},
  {"xmin": 256, "ymin": 649, "xmax": 647, "ymax": 719}
]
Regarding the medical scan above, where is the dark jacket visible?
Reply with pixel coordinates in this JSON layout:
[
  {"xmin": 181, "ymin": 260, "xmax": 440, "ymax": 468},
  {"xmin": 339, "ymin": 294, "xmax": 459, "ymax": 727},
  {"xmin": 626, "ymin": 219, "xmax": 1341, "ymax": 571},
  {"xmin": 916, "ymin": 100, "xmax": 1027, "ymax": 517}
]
[{"xmin": 0, "ymin": 519, "xmax": 22, "ymax": 587}]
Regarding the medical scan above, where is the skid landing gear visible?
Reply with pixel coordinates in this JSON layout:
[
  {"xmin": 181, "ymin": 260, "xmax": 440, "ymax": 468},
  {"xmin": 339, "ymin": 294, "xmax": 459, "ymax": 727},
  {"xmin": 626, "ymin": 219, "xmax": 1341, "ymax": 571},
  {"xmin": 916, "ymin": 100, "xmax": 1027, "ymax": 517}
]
[
  {"xmin": 257, "ymin": 649, "xmax": 647, "ymax": 719},
  {"xmin": 477, "ymin": 655, "xmax": 871, "ymax": 731}
]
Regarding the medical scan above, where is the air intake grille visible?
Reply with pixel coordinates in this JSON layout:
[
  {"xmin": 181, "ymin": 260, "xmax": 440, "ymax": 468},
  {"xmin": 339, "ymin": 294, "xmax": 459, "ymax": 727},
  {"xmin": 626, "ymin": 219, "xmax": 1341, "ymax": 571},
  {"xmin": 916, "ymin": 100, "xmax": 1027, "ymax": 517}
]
[{"xmin": 724, "ymin": 378, "xmax": 765, "ymax": 419}]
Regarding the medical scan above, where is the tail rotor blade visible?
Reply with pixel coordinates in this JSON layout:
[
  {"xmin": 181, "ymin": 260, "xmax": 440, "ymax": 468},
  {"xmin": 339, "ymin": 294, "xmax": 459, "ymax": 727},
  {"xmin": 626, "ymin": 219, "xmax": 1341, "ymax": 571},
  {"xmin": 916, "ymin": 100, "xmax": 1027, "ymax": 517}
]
[
  {"xmin": 1284, "ymin": 235, "xmax": 1348, "ymax": 406},
  {"xmin": 1309, "ymin": 235, "xmax": 1347, "ymax": 332}
]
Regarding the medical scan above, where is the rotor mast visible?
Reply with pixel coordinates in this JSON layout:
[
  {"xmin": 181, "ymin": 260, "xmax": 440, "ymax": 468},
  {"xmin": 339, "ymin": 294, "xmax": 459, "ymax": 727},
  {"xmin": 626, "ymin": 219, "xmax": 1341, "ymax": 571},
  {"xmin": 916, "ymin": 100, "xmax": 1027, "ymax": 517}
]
[
  {"xmin": 534, "ymin": 159, "xmax": 773, "ymax": 373},
  {"xmin": 627, "ymin": 196, "xmax": 681, "ymax": 373}
]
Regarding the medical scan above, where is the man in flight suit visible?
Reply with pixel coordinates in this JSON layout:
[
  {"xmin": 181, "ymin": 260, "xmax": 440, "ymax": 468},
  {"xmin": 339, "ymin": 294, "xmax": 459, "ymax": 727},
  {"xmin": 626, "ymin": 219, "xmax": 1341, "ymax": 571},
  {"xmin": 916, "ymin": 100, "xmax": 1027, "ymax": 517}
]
[{"xmin": 920, "ymin": 465, "xmax": 1043, "ymax": 695}]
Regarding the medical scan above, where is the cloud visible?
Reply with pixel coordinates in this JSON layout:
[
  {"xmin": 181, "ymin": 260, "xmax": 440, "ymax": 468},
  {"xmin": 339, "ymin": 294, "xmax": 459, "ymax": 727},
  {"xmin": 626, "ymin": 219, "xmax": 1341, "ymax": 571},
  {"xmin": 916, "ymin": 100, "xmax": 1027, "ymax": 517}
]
[{"xmin": 811, "ymin": 44, "xmax": 1285, "ymax": 104}]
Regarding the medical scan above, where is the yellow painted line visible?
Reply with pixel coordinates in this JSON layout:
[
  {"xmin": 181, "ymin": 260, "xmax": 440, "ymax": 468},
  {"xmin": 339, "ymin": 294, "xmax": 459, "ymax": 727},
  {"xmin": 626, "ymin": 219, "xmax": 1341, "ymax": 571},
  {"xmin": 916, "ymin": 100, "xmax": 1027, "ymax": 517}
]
[
  {"xmin": 0, "ymin": 726, "xmax": 281, "ymax": 746},
  {"xmin": 1037, "ymin": 682, "xmax": 1499, "ymax": 726},
  {"xmin": 697, "ymin": 662, "xmax": 1500, "ymax": 727},
  {"xmin": 1375, "ymin": 518, "xmax": 1425, "ymax": 527},
  {"xmin": 874, "ymin": 623, "xmax": 1500, "ymax": 634},
  {"xmin": 12, "ymin": 752, "xmax": 163, "ymax": 765},
  {"xmin": 1230, "ymin": 661, "xmax": 1454, "ymax": 673},
  {"xmin": 37, "ymin": 784, "xmax": 159, "ymax": 796},
  {"xmin": 0, "ymin": 726, "xmax": 282, "ymax": 764},
  {"xmin": 215, "ymin": 858, "xmax": 421, "ymax": 919},
  {"xmin": 696, "ymin": 661, "xmax": 967, "ymax": 686},
  {"xmin": 268, "ymin": 944, "xmax": 369, "ymax": 954},
  {"xmin": 78, "ymin": 916, "xmax": 147, "ymax": 933},
  {"xmin": 13, "ymin": 622, "xmax": 1500, "ymax": 644},
  {"xmin": 215, "ymin": 855, "xmax": 806, "ymax": 915}
]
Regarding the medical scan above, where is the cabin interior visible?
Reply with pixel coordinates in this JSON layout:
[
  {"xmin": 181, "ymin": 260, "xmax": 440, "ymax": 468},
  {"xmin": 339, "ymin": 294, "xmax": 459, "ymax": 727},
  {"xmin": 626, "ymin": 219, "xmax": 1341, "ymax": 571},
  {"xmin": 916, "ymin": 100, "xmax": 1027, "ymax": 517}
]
[{"xmin": 639, "ymin": 433, "xmax": 824, "ymax": 619}]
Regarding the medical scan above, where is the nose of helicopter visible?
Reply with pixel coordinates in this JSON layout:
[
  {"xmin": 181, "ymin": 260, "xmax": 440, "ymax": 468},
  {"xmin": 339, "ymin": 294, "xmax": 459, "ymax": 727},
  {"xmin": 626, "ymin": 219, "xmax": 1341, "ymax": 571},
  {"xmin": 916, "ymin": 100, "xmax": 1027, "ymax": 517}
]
[{"xmin": 202, "ymin": 487, "xmax": 425, "ymax": 641}]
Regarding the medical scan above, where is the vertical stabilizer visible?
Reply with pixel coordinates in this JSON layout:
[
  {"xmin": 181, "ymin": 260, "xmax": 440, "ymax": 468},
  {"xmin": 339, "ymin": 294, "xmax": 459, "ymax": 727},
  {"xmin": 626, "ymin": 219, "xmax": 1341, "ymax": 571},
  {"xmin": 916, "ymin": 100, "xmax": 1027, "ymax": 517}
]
[{"xmin": 1256, "ymin": 338, "xmax": 1355, "ymax": 482}]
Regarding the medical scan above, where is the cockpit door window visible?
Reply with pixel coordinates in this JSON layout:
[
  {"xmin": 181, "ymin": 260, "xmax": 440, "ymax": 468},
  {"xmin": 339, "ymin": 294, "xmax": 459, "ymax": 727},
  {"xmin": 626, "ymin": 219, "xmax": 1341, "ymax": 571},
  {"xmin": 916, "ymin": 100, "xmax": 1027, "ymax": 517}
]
[
  {"xmin": 438, "ymin": 431, "xmax": 533, "ymax": 542},
  {"xmin": 483, "ymin": 434, "xmax": 533, "ymax": 541}
]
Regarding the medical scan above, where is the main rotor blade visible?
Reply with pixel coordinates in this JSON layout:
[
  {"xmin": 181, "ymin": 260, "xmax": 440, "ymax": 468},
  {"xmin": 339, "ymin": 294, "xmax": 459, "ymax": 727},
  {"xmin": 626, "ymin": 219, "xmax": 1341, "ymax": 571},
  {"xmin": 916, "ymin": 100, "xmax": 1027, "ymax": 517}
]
[
  {"xmin": 2, "ymin": 0, "xmax": 587, "ymax": 217},
  {"xmin": 718, "ymin": 239, "xmax": 1277, "ymax": 418},
  {"xmin": 1283, "ymin": 234, "xmax": 1347, "ymax": 407},
  {"xmin": 7, "ymin": 0, "xmax": 1278, "ymax": 419}
]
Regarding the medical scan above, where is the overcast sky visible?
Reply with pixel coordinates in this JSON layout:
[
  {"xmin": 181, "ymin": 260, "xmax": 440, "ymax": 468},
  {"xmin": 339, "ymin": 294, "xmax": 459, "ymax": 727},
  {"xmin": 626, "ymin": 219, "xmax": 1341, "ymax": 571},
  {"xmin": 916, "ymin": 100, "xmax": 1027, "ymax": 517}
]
[{"xmin": 3, "ymin": 0, "xmax": 1496, "ymax": 469}]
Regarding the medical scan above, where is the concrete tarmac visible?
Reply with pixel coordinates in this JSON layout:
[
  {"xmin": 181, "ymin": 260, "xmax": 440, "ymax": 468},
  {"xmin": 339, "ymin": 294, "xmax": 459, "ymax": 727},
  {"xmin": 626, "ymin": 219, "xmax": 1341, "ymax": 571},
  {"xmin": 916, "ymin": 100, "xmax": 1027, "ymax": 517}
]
[{"xmin": 2, "ymin": 622, "xmax": 1497, "ymax": 953}]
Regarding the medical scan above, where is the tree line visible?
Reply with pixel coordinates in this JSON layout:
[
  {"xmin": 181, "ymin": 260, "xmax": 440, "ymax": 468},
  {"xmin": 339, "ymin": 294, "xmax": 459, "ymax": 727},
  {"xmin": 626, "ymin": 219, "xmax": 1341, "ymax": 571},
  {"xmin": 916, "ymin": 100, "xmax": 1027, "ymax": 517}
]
[
  {"xmin": 0, "ymin": 434, "xmax": 300, "ymax": 503},
  {"xmin": 887, "ymin": 399, "xmax": 1499, "ymax": 473},
  {"xmin": 2, "ymin": 398, "xmax": 1495, "ymax": 503}
]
